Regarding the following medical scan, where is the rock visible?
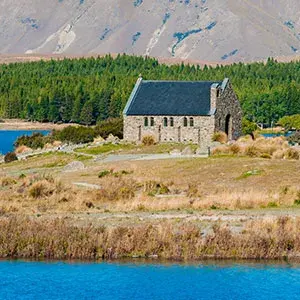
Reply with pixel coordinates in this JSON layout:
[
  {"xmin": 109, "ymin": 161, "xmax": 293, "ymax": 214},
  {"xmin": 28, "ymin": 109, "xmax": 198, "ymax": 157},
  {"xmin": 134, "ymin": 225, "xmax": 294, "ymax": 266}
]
[
  {"xmin": 63, "ymin": 161, "xmax": 85, "ymax": 172},
  {"xmin": 169, "ymin": 149, "xmax": 181, "ymax": 156},
  {"xmin": 181, "ymin": 146, "xmax": 194, "ymax": 155},
  {"xmin": 93, "ymin": 136, "xmax": 105, "ymax": 144},
  {"xmin": 106, "ymin": 134, "xmax": 120, "ymax": 144},
  {"xmin": 195, "ymin": 147, "xmax": 206, "ymax": 155}
]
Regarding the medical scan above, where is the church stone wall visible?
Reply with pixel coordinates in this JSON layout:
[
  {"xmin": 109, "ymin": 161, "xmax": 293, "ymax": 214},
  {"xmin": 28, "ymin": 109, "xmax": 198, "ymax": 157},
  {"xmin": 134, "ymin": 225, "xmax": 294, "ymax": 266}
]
[
  {"xmin": 123, "ymin": 115, "xmax": 215, "ymax": 147},
  {"xmin": 215, "ymin": 82, "xmax": 242, "ymax": 140}
]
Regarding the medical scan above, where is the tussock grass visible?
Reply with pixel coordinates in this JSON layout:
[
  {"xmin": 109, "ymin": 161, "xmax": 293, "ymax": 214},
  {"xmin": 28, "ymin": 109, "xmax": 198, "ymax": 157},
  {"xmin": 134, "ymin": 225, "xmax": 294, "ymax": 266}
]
[
  {"xmin": 212, "ymin": 131, "xmax": 228, "ymax": 144},
  {"xmin": 15, "ymin": 145, "xmax": 32, "ymax": 154},
  {"xmin": 142, "ymin": 135, "xmax": 156, "ymax": 146},
  {"xmin": 1, "ymin": 154, "xmax": 300, "ymax": 213},
  {"xmin": 212, "ymin": 136, "xmax": 299, "ymax": 160},
  {"xmin": 1, "ymin": 216, "xmax": 300, "ymax": 260}
]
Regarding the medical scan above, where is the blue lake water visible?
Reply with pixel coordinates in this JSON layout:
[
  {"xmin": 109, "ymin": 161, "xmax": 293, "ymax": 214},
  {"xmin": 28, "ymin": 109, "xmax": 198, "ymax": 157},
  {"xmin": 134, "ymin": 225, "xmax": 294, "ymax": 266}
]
[
  {"xmin": 0, "ymin": 260, "xmax": 300, "ymax": 299},
  {"xmin": 0, "ymin": 130, "xmax": 50, "ymax": 155},
  {"xmin": 261, "ymin": 132, "xmax": 293, "ymax": 138}
]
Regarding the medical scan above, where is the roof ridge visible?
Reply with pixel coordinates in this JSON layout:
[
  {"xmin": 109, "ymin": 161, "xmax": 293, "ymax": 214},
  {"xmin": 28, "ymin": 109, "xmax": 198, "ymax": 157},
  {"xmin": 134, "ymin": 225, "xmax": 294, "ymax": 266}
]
[{"xmin": 142, "ymin": 80, "xmax": 221, "ymax": 83}]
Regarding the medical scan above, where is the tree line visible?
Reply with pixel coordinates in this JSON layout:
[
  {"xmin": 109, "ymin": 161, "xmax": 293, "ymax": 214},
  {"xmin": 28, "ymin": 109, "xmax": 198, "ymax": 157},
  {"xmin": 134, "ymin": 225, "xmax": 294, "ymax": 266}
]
[{"xmin": 0, "ymin": 55, "xmax": 299, "ymax": 126}]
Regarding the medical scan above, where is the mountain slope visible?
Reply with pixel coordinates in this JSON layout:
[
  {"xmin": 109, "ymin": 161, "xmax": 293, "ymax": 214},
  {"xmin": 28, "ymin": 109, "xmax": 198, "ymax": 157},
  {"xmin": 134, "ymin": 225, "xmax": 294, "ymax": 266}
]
[{"xmin": 1, "ymin": 0, "xmax": 300, "ymax": 62}]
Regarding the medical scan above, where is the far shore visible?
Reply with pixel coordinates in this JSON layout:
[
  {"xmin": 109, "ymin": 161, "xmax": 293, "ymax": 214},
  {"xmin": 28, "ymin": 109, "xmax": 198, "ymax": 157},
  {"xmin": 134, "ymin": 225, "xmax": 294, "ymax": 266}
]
[{"xmin": 0, "ymin": 119, "xmax": 80, "ymax": 131}]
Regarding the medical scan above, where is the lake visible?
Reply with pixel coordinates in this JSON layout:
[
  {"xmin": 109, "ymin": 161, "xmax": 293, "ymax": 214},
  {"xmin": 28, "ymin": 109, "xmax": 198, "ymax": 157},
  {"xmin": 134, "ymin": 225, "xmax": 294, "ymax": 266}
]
[
  {"xmin": 261, "ymin": 131, "xmax": 293, "ymax": 138},
  {"xmin": 0, "ymin": 261, "xmax": 300, "ymax": 299},
  {"xmin": 0, "ymin": 130, "xmax": 50, "ymax": 155}
]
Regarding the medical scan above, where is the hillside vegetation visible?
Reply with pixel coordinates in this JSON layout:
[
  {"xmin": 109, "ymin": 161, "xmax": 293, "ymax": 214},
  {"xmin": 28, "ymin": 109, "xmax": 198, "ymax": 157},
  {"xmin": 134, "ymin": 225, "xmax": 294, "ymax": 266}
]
[{"xmin": 0, "ymin": 55, "xmax": 300, "ymax": 125}]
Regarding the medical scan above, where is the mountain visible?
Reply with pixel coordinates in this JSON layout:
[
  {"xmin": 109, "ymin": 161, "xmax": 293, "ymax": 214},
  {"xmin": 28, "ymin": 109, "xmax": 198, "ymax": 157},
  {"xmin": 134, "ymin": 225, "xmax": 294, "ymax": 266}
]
[{"xmin": 1, "ymin": 0, "xmax": 300, "ymax": 62}]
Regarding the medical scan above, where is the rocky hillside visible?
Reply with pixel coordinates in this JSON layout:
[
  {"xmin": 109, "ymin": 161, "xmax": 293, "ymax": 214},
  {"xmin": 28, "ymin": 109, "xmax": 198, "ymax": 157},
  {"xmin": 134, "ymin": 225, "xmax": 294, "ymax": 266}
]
[{"xmin": 1, "ymin": 0, "xmax": 300, "ymax": 62}]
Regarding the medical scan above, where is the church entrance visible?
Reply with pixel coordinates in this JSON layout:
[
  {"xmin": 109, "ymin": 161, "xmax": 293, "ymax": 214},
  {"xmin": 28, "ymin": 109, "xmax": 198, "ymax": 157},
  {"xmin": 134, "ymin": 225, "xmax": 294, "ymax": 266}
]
[{"xmin": 225, "ymin": 114, "xmax": 232, "ymax": 140}]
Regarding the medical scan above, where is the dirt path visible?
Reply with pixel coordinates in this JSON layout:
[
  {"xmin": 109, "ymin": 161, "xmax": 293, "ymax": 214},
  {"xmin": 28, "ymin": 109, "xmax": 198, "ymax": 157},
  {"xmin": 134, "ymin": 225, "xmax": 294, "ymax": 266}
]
[{"xmin": 16, "ymin": 208, "xmax": 300, "ymax": 226}]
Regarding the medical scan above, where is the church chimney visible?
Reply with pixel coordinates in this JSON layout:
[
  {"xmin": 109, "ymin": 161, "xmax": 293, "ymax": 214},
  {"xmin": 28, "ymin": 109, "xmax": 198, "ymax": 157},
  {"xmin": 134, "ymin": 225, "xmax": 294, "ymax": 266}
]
[{"xmin": 210, "ymin": 83, "xmax": 220, "ymax": 113}]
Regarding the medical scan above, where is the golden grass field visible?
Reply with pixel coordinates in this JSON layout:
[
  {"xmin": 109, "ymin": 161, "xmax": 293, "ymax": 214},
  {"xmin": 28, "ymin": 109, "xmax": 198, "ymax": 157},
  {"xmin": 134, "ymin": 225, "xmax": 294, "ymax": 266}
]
[
  {"xmin": 1, "ymin": 136, "xmax": 300, "ymax": 260},
  {"xmin": 1, "ymin": 145, "xmax": 300, "ymax": 214}
]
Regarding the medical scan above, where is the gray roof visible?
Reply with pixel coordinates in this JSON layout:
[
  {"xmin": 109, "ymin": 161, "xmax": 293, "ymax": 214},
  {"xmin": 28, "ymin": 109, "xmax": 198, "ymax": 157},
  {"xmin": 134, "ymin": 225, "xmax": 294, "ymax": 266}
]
[{"xmin": 124, "ymin": 79, "xmax": 223, "ymax": 116}]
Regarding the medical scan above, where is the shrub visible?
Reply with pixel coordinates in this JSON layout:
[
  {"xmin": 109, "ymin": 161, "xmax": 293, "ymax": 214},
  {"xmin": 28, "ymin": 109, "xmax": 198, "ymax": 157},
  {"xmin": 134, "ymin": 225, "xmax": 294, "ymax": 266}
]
[
  {"xmin": 186, "ymin": 184, "xmax": 199, "ymax": 198},
  {"xmin": 278, "ymin": 115, "xmax": 300, "ymax": 131},
  {"xmin": 29, "ymin": 181, "xmax": 49, "ymax": 199},
  {"xmin": 284, "ymin": 148, "xmax": 299, "ymax": 160},
  {"xmin": 211, "ymin": 145, "xmax": 231, "ymax": 156},
  {"xmin": 242, "ymin": 118, "xmax": 258, "ymax": 136},
  {"xmin": 212, "ymin": 131, "xmax": 227, "ymax": 144},
  {"xmin": 144, "ymin": 181, "xmax": 170, "ymax": 196},
  {"xmin": 15, "ymin": 133, "xmax": 52, "ymax": 149},
  {"xmin": 245, "ymin": 145, "xmax": 259, "ymax": 157},
  {"xmin": 229, "ymin": 144, "xmax": 241, "ymax": 155},
  {"xmin": 53, "ymin": 126, "xmax": 95, "ymax": 144},
  {"xmin": 142, "ymin": 135, "xmax": 155, "ymax": 146},
  {"xmin": 119, "ymin": 187, "xmax": 135, "ymax": 199},
  {"xmin": 98, "ymin": 170, "xmax": 113, "ymax": 178},
  {"xmin": 94, "ymin": 118, "xmax": 123, "ymax": 139},
  {"xmin": 4, "ymin": 152, "xmax": 18, "ymax": 163},
  {"xmin": 1, "ymin": 177, "xmax": 17, "ymax": 187},
  {"xmin": 288, "ymin": 131, "xmax": 300, "ymax": 145}
]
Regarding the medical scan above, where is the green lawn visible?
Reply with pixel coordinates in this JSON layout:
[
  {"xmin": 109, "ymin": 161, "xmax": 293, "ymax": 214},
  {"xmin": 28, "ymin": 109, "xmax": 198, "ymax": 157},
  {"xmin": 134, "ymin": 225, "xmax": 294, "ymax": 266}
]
[{"xmin": 75, "ymin": 143, "xmax": 200, "ymax": 156}]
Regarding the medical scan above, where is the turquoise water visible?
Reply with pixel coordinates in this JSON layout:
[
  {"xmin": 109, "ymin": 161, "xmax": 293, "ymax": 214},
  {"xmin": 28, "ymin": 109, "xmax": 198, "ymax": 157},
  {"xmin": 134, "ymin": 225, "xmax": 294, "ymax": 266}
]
[
  {"xmin": 0, "ymin": 130, "xmax": 50, "ymax": 155},
  {"xmin": 261, "ymin": 132, "xmax": 292, "ymax": 138},
  {"xmin": 0, "ymin": 261, "xmax": 300, "ymax": 299}
]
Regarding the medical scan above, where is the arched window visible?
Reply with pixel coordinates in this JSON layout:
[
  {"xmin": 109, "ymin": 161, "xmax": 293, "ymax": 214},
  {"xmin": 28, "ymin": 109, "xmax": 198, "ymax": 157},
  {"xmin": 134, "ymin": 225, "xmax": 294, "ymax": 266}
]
[
  {"xmin": 170, "ymin": 117, "xmax": 174, "ymax": 127},
  {"xmin": 144, "ymin": 117, "xmax": 149, "ymax": 127},
  {"xmin": 163, "ymin": 117, "xmax": 168, "ymax": 127},
  {"xmin": 150, "ymin": 117, "xmax": 155, "ymax": 127},
  {"xmin": 183, "ymin": 117, "xmax": 188, "ymax": 127},
  {"xmin": 190, "ymin": 117, "xmax": 194, "ymax": 127}
]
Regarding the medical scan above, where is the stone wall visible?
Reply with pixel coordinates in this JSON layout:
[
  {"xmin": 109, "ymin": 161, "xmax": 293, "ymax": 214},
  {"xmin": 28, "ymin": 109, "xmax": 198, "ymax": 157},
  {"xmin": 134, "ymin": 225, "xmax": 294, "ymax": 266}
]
[
  {"xmin": 214, "ymin": 82, "xmax": 242, "ymax": 140},
  {"xmin": 124, "ymin": 115, "xmax": 215, "ymax": 146}
]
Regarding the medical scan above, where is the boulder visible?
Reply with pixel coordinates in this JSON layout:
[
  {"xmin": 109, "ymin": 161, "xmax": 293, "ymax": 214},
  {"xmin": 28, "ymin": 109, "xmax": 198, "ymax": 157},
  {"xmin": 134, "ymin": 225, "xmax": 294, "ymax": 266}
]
[
  {"xmin": 93, "ymin": 136, "xmax": 105, "ymax": 144},
  {"xmin": 106, "ymin": 134, "xmax": 120, "ymax": 144},
  {"xmin": 181, "ymin": 146, "xmax": 194, "ymax": 155},
  {"xmin": 169, "ymin": 149, "xmax": 181, "ymax": 156},
  {"xmin": 63, "ymin": 161, "xmax": 85, "ymax": 172}
]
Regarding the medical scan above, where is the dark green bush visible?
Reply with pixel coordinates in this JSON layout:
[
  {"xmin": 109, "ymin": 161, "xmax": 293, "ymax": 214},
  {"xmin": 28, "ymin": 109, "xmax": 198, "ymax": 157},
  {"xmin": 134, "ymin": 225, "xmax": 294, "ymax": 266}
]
[
  {"xmin": 242, "ymin": 118, "xmax": 258, "ymax": 136},
  {"xmin": 14, "ymin": 133, "xmax": 53, "ymax": 149},
  {"xmin": 53, "ymin": 126, "xmax": 95, "ymax": 144},
  {"xmin": 94, "ymin": 118, "xmax": 123, "ymax": 139},
  {"xmin": 4, "ymin": 152, "xmax": 18, "ymax": 163},
  {"xmin": 98, "ymin": 170, "xmax": 113, "ymax": 178},
  {"xmin": 288, "ymin": 131, "xmax": 300, "ymax": 145}
]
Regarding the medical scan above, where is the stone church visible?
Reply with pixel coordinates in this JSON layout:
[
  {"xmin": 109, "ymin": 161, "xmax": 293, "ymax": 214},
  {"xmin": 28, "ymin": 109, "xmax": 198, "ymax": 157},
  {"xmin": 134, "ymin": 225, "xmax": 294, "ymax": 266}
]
[{"xmin": 123, "ymin": 77, "xmax": 242, "ymax": 146}]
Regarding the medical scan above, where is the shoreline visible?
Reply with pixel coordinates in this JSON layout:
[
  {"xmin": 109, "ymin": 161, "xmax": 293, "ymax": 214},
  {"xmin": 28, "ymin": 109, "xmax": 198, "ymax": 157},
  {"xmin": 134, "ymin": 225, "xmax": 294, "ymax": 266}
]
[
  {"xmin": 0, "ymin": 215, "xmax": 299, "ymax": 261},
  {"xmin": 0, "ymin": 257, "xmax": 300, "ymax": 268},
  {"xmin": 0, "ymin": 119, "xmax": 79, "ymax": 130}
]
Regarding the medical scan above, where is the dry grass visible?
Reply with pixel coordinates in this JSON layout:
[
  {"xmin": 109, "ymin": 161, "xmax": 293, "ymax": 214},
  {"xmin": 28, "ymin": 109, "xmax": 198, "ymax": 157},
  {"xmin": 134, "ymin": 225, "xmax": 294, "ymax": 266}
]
[
  {"xmin": 142, "ymin": 135, "xmax": 155, "ymax": 146},
  {"xmin": 212, "ymin": 131, "xmax": 228, "ymax": 144},
  {"xmin": 0, "ymin": 216, "xmax": 300, "ymax": 260},
  {"xmin": 1, "ymin": 148, "xmax": 300, "ymax": 213},
  {"xmin": 212, "ymin": 136, "xmax": 299, "ymax": 160},
  {"xmin": 15, "ymin": 145, "xmax": 32, "ymax": 154}
]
